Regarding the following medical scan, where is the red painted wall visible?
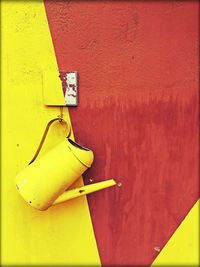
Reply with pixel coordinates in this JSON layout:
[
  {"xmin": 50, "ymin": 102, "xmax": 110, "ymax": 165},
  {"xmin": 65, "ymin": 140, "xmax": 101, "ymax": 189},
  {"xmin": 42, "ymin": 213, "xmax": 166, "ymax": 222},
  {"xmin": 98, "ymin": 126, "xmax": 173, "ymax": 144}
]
[{"xmin": 44, "ymin": 1, "xmax": 199, "ymax": 266}]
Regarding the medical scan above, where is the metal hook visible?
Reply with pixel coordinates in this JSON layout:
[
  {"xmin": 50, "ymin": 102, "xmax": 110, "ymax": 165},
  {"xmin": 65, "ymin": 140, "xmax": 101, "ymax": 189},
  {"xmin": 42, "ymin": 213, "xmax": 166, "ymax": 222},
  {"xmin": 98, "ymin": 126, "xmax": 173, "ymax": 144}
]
[{"xmin": 57, "ymin": 106, "xmax": 64, "ymax": 122}]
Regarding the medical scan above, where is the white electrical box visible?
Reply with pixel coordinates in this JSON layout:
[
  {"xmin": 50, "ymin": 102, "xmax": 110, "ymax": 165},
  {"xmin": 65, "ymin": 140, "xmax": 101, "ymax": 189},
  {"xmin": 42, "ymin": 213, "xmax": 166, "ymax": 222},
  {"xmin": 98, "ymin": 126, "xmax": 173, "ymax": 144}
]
[{"xmin": 64, "ymin": 71, "xmax": 78, "ymax": 106}]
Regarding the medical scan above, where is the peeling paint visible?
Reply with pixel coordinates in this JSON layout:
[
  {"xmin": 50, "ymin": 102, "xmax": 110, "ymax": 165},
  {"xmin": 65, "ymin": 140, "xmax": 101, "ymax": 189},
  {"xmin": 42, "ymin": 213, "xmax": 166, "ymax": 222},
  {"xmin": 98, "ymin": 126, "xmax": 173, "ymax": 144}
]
[{"xmin": 60, "ymin": 71, "xmax": 78, "ymax": 106}]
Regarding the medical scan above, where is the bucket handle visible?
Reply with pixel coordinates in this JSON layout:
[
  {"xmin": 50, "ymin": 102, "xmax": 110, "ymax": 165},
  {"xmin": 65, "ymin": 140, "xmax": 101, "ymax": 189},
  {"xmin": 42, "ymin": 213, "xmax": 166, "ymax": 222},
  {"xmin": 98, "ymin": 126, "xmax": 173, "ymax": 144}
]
[{"xmin": 29, "ymin": 117, "xmax": 71, "ymax": 165}]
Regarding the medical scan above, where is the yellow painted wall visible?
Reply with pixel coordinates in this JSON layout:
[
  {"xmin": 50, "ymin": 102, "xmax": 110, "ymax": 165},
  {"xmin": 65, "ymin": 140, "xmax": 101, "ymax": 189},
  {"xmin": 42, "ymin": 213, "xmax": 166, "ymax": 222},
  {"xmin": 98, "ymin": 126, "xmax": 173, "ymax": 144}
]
[{"xmin": 1, "ymin": 1, "xmax": 101, "ymax": 265}]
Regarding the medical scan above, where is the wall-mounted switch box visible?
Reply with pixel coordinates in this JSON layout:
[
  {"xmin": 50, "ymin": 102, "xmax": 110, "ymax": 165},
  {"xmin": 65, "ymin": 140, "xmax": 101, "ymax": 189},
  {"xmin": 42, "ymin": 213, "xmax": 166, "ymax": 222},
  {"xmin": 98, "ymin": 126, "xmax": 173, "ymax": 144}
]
[
  {"xmin": 43, "ymin": 70, "xmax": 78, "ymax": 107},
  {"xmin": 64, "ymin": 72, "xmax": 78, "ymax": 106}
]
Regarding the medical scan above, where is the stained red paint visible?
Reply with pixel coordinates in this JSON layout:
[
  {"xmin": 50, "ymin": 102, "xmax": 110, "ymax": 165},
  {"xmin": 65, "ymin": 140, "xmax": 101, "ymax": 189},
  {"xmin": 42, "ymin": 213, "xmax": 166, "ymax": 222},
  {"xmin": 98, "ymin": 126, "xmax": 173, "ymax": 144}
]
[{"xmin": 44, "ymin": 1, "xmax": 199, "ymax": 266}]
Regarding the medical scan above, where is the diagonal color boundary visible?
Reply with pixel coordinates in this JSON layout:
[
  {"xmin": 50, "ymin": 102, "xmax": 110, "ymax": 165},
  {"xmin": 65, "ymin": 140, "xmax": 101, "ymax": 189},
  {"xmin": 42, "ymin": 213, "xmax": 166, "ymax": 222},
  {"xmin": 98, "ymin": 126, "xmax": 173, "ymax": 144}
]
[{"xmin": 151, "ymin": 199, "xmax": 200, "ymax": 267}]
